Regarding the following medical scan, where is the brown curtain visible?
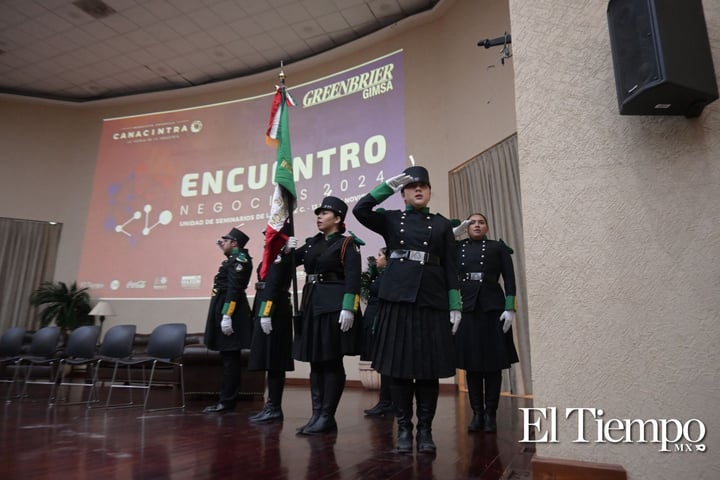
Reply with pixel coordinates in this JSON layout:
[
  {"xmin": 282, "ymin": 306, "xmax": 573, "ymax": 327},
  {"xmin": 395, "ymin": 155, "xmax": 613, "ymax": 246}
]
[
  {"xmin": 0, "ymin": 217, "xmax": 62, "ymax": 331},
  {"xmin": 449, "ymin": 133, "xmax": 531, "ymax": 395}
]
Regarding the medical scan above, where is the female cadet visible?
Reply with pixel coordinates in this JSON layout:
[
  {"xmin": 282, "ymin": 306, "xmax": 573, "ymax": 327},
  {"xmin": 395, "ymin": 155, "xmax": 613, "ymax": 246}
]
[
  {"xmin": 202, "ymin": 227, "xmax": 253, "ymax": 414},
  {"xmin": 247, "ymin": 233, "xmax": 296, "ymax": 424},
  {"xmin": 352, "ymin": 166, "xmax": 462, "ymax": 454},
  {"xmin": 291, "ymin": 196, "xmax": 362, "ymax": 435},
  {"xmin": 453, "ymin": 213, "xmax": 519, "ymax": 432}
]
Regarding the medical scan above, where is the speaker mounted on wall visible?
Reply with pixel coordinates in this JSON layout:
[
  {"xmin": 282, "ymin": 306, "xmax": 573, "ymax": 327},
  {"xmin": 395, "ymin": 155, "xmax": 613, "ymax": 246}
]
[{"xmin": 607, "ymin": 0, "xmax": 718, "ymax": 117}]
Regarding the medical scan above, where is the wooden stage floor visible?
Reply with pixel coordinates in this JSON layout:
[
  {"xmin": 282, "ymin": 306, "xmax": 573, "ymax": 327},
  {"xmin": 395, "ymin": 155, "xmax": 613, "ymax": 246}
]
[{"xmin": 0, "ymin": 384, "xmax": 534, "ymax": 479}]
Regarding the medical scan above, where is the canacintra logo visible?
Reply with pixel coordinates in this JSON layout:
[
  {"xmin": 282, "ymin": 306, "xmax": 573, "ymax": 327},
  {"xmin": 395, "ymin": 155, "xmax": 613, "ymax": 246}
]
[
  {"xmin": 302, "ymin": 62, "xmax": 395, "ymax": 107},
  {"xmin": 112, "ymin": 120, "xmax": 203, "ymax": 141}
]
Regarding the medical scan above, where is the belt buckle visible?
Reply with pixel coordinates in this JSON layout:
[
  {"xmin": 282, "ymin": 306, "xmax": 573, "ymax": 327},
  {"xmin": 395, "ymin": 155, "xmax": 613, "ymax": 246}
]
[
  {"xmin": 408, "ymin": 250, "xmax": 425, "ymax": 262},
  {"xmin": 307, "ymin": 274, "xmax": 320, "ymax": 284},
  {"xmin": 469, "ymin": 272, "xmax": 483, "ymax": 281}
]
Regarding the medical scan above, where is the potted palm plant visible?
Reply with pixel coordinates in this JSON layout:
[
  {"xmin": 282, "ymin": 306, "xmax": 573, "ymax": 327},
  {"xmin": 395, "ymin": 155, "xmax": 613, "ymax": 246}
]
[{"xmin": 29, "ymin": 281, "xmax": 93, "ymax": 333}]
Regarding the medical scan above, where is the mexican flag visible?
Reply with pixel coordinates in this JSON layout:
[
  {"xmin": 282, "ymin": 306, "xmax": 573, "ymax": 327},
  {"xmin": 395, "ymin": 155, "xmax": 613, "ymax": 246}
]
[{"xmin": 260, "ymin": 85, "xmax": 296, "ymax": 280}]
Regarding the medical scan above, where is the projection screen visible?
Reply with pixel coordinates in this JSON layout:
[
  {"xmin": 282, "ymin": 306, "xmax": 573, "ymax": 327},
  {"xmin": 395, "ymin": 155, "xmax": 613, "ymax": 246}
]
[{"xmin": 77, "ymin": 50, "xmax": 406, "ymax": 299}]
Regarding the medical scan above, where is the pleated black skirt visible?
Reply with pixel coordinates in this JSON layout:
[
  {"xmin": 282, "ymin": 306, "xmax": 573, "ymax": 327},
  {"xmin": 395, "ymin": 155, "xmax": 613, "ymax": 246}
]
[
  {"xmin": 359, "ymin": 299, "xmax": 379, "ymax": 361},
  {"xmin": 293, "ymin": 305, "xmax": 360, "ymax": 362},
  {"xmin": 248, "ymin": 295, "xmax": 294, "ymax": 372},
  {"xmin": 455, "ymin": 308, "xmax": 519, "ymax": 371},
  {"xmin": 371, "ymin": 301, "xmax": 456, "ymax": 379}
]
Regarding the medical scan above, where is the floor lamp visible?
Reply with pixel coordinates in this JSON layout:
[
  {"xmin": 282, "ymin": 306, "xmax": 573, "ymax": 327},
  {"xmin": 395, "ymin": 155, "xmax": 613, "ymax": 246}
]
[{"xmin": 89, "ymin": 301, "xmax": 115, "ymax": 341}]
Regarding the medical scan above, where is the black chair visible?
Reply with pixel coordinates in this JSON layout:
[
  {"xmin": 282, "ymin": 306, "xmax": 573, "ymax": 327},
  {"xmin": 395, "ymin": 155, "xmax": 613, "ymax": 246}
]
[
  {"xmin": 48, "ymin": 325, "xmax": 101, "ymax": 406},
  {"xmin": 8, "ymin": 326, "xmax": 61, "ymax": 401},
  {"xmin": 0, "ymin": 327, "xmax": 27, "ymax": 396},
  {"xmin": 91, "ymin": 324, "xmax": 137, "ymax": 408},
  {"xmin": 104, "ymin": 323, "xmax": 187, "ymax": 412}
]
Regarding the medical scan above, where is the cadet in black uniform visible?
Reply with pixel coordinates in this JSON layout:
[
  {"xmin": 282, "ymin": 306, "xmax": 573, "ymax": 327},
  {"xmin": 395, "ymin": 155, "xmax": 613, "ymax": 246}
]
[
  {"xmin": 203, "ymin": 227, "xmax": 253, "ymax": 413},
  {"xmin": 453, "ymin": 213, "xmax": 519, "ymax": 432},
  {"xmin": 362, "ymin": 248, "xmax": 394, "ymax": 417},
  {"xmin": 247, "ymin": 233, "xmax": 296, "ymax": 423},
  {"xmin": 352, "ymin": 166, "xmax": 462, "ymax": 454},
  {"xmin": 291, "ymin": 196, "xmax": 362, "ymax": 435}
]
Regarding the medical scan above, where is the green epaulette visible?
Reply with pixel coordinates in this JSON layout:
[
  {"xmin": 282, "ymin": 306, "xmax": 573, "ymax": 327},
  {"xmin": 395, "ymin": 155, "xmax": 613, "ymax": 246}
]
[{"xmin": 498, "ymin": 238, "xmax": 514, "ymax": 254}]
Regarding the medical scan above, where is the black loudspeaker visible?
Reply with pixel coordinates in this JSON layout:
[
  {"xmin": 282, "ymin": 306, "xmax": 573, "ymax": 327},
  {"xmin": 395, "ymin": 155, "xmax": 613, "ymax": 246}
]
[{"xmin": 607, "ymin": 0, "xmax": 718, "ymax": 117}]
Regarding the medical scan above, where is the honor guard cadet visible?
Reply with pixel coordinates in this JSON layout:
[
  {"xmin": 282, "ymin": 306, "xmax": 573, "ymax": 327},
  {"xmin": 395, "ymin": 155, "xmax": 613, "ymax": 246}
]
[
  {"xmin": 452, "ymin": 213, "xmax": 519, "ymax": 432},
  {"xmin": 203, "ymin": 226, "xmax": 253, "ymax": 414},
  {"xmin": 247, "ymin": 232, "xmax": 296, "ymax": 424},
  {"xmin": 290, "ymin": 195, "xmax": 363, "ymax": 435},
  {"xmin": 352, "ymin": 166, "xmax": 462, "ymax": 454}
]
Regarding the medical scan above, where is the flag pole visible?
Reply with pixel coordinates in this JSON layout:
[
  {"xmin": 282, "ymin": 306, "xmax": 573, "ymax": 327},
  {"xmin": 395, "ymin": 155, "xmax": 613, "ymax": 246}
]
[{"xmin": 279, "ymin": 64, "xmax": 300, "ymax": 317}]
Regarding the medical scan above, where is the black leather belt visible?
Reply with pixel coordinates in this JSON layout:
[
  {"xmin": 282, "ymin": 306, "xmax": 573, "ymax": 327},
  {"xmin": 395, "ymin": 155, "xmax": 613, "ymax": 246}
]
[
  {"xmin": 389, "ymin": 249, "xmax": 440, "ymax": 265},
  {"xmin": 306, "ymin": 273, "xmax": 344, "ymax": 283},
  {"xmin": 255, "ymin": 282, "xmax": 266, "ymax": 290},
  {"xmin": 461, "ymin": 272, "xmax": 484, "ymax": 282}
]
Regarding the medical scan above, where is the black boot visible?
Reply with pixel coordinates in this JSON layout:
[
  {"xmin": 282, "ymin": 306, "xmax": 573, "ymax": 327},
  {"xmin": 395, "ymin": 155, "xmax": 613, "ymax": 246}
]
[
  {"xmin": 297, "ymin": 370, "xmax": 323, "ymax": 433},
  {"xmin": 482, "ymin": 371, "xmax": 502, "ymax": 433},
  {"xmin": 301, "ymin": 372, "xmax": 345, "ymax": 434},
  {"xmin": 415, "ymin": 379, "xmax": 438, "ymax": 454},
  {"xmin": 364, "ymin": 375, "xmax": 394, "ymax": 416},
  {"xmin": 466, "ymin": 371, "xmax": 484, "ymax": 432},
  {"xmin": 390, "ymin": 378, "xmax": 414, "ymax": 453},
  {"xmin": 249, "ymin": 372, "xmax": 285, "ymax": 424}
]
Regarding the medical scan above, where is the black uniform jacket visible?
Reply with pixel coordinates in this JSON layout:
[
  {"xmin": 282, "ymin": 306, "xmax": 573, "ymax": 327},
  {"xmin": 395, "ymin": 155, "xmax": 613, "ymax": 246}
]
[
  {"xmin": 353, "ymin": 194, "xmax": 459, "ymax": 310},
  {"xmin": 457, "ymin": 238, "xmax": 516, "ymax": 313},
  {"xmin": 253, "ymin": 251, "xmax": 294, "ymax": 317},
  {"xmin": 294, "ymin": 232, "xmax": 361, "ymax": 315},
  {"xmin": 204, "ymin": 248, "xmax": 252, "ymax": 351}
]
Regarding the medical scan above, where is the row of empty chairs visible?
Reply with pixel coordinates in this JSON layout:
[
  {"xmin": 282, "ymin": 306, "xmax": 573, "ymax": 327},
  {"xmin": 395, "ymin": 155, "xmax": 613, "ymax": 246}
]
[{"xmin": 0, "ymin": 323, "xmax": 186, "ymax": 412}]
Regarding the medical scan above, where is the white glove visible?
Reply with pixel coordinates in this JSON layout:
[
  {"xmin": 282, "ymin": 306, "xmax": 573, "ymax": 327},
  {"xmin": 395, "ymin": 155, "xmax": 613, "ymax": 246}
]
[
  {"xmin": 500, "ymin": 310, "xmax": 515, "ymax": 333},
  {"xmin": 220, "ymin": 315, "xmax": 234, "ymax": 336},
  {"xmin": 452, "ymin": 219, "xmax": 470, "ymax": 238},
  {"xmin": 385, "ymin": 173, "xmax": 415, "ymax": 192},
  {"xmin": 283, "ymin": 236, "xmax": 298, "ymax": 253},
  {"xmin": 338, "ymin": 309, "xmax": 354, "ymax": 332},
  {"xmin": 450, "ymin": 310, "xmax": 462, "ymax": 335},
  {"xmin": 260, "ymin": 316, "xmax": 272, "ymax": 335}
]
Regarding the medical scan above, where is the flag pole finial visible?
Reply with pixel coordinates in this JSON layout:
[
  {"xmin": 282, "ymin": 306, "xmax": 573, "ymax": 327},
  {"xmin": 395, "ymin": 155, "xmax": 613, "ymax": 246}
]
[{"xmin": 279, "ymin": 61, "xmax": 285, "ymax": 83}]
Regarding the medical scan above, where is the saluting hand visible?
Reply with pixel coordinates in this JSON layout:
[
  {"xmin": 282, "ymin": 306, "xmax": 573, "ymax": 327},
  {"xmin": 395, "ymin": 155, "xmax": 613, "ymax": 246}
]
[
  {"xmin": 385, "ymin": 173, "xmax": 415, "ymax": 192},
  {"xmin": 452, "ymin": 219, "xmax": 470, "ymax": 238}
]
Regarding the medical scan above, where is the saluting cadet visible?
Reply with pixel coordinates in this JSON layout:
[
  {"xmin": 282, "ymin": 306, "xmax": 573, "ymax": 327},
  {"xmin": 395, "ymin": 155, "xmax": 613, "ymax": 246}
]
[
  {"xmin": 247, "ymin": 233, "xmax": 296, "ymax": 424},
  {"xmin": 203, "ymin": 226, "xmax": 253, "ymax": 414},
  {"xmin": 291, "ymin": 196, "xmax": 362, "ymax": 435},
  {"xmin": 453, "ymin": 213, "xmax": 519, "ymax": 433},
  {"xmin": 352, "ymin": 166, "xmax": 462, "ymax": 454}
]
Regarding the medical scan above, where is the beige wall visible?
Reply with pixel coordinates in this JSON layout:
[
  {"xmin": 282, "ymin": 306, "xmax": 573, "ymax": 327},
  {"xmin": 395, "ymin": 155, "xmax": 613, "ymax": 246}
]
[
  {"xmin": 511, "ymin": 1, "xmax": 719, "ymax": 479},
  {"xmin": 0, "ymin": 0, "xmax": 516, "ymax": 381}
]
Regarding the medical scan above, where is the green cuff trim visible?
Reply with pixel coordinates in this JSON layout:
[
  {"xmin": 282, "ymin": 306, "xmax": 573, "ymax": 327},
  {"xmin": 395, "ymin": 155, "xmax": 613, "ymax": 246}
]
[
  {"xmin": 505, "ymin": 295, "xmax": 516, "ymax": 311},
  {"xmin": 448, "ymin": 289, "xmax": 462, "ymax": 311},
  {"xmin": 369, "ymin": 182, "xmax": 394, "ymax": 202},
  {"xmin": 258, "ymin": 300, "xmax": 274, "ymax": 318},
  {"xmin": 342, "ymin": 293, "xmax": 360, "ymax": 312}
]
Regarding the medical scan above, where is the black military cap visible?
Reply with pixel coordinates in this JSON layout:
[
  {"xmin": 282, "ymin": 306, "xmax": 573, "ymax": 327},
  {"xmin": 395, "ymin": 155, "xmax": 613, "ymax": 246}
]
[
  {"xmin": 222, "ymin": 227, "xmax": 249, "ymax": 248},
  {"xmin": 403, "ymin": 165, "xmax": 431, "ymax": 188},
  {"xmin": 314, "ymin": 196, "xmax": 348, "ymax": 221}
]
